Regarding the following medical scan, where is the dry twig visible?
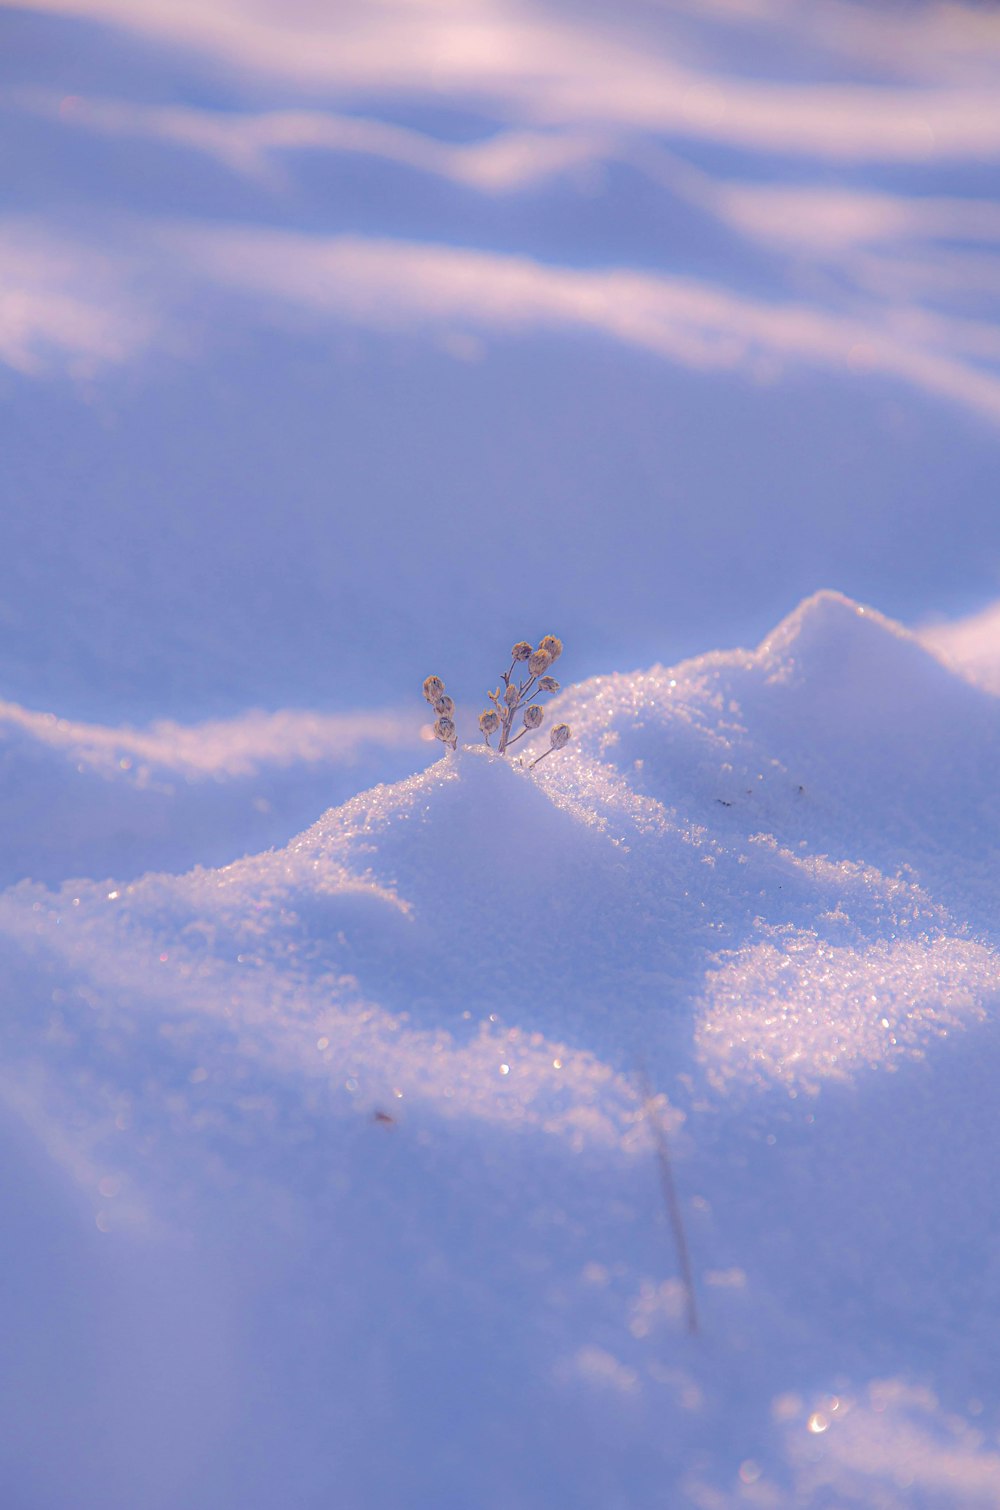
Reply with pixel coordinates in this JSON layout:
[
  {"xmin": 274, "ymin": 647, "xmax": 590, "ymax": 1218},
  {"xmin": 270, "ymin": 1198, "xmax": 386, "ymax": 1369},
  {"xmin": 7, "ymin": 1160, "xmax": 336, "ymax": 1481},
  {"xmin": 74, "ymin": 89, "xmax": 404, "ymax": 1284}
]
[{"xmin": 637, "ymin": 1061, "xmax": 699, "ymax": 1337}]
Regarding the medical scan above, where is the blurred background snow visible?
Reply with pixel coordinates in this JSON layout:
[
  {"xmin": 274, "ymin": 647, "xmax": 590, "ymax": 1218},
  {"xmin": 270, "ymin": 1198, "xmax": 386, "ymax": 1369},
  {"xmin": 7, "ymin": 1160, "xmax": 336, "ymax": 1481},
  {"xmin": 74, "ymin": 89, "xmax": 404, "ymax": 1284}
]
[{"xmin": 1, "ymin": 0, "xmax": 999, "ymax": 743}]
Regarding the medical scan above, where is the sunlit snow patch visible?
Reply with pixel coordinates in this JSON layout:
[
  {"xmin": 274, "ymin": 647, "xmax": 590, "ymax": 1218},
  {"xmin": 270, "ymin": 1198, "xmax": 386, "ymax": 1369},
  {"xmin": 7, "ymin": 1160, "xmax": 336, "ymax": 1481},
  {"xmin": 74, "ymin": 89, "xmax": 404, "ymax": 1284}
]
[
  {"xmin": 920, "ymin": 594, "xmax": 1000, "ymax": 696},
  {"xmin": 778, "ymin": 1380, "xmax": 1000, "ymax": 1508},
  {"xmin": 695, "ymin": 929, "xmax": 997, "ymax": 1094}
]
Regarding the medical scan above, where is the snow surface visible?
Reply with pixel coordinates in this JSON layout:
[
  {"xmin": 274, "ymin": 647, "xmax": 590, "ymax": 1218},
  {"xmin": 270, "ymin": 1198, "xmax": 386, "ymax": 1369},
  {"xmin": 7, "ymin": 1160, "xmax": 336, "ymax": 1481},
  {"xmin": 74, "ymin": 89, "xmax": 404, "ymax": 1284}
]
[
  {"xmin": 922, "ymin": 603, "xmax": 1000, "ymax": 697},
  {"xmin": 0, "ymin": 697, "xmax": 428, "ymax": 887},
  {"xmin": 2, "ymin": 590, "xmax": 1000, "ymax": 1508}
]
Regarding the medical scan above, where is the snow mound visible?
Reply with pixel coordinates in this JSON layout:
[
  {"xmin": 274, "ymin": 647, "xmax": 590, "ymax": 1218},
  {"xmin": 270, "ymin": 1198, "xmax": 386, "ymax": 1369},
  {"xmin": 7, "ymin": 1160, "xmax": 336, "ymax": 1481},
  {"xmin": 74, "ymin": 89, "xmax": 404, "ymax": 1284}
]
[
  {"xmin": 2, "ymin": 588, "xmax": 996, "ymax": 1164},
  {"xmin": 552, "ymin": 588, "xmax": 1000, "ymax": 924}
]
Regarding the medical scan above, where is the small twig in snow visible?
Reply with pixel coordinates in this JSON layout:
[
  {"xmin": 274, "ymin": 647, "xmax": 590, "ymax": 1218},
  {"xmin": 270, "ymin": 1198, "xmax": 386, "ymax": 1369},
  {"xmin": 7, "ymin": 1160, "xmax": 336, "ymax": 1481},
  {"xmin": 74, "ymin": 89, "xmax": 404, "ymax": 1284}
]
[{"xmin": 636, "ymin": 1061, "xmax": 699, "ymax": 1337}]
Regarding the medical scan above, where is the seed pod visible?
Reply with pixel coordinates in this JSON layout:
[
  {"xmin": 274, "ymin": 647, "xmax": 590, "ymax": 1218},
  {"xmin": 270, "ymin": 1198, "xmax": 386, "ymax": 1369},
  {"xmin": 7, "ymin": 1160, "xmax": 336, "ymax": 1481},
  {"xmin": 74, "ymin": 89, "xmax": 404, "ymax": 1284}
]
[
  {"xmin": 434, "ymin": 716, "xmax": 456, "ymax": 742},
  {"xmin": 434, "ymin": 694, "xmax": 454, "ymax": 716},
  {"xmin": 538, "ymin": 676, "xmax": 559, "ymax": 693},
  {"xmin": 550, "ymin": 723, "xmax": 570, "ymax": 749},
  {"xmin": 503, "ymin": 685, "xmax": 519, "ymax": 707},
  {"xmin": 511, "ymin": 642, "xmax": 532, "ymax": 662},
  {"xmin": 538, "ymin": 635, "xmax": 563, "ymax": 663},
  {"xmin": 423, "ymin": 675, "xmax": 445, "ymax": 704},
  {"xmin": 528, "ymin": 649, "xmax": 552, "ymax": 676},
  {"xmin": 523, "ymin": 704, "xmax": 543, "ymax": 729},
  {"xmin": 479, "ymin": 709, "xmax": 501, "ymax": 735}
]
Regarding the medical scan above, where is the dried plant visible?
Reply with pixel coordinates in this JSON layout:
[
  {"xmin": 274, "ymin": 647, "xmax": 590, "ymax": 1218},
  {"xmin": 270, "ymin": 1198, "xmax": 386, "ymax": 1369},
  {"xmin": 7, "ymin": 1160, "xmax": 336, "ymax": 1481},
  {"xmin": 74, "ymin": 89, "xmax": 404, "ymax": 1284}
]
[
  {"xmin": 528, "ymin": 722, "xmax": 571, "ymax": 769},
  {"xmin": 421, "ymin": 638, "xmax": 572, "ymax": 765},
  {"xmin": 480, "ymin": 636, "xmax": 571, "ymax": 764},
  {"xmin": 423, "ymin": 675, "xmax": 458, "ymax": 750}
]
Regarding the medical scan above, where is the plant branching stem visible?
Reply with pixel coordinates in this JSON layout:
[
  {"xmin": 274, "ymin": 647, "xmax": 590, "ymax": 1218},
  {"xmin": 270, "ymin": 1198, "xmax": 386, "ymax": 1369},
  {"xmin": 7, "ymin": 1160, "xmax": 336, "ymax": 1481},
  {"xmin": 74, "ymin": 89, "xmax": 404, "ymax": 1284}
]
[
  {"xmin": 500, "ymin": 674, "xmax": 533, "ymax": 753},
  {"xmin": 482, "ymin": 657, "xmax": 557, "ymax": 757}
]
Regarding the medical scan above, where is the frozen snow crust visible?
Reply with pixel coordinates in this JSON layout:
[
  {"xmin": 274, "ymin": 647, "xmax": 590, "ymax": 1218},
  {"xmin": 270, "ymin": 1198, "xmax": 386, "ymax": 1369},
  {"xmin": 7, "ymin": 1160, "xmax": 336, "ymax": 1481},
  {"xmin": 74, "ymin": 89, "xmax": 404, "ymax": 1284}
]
[{"xmin": 2, "ymin": 590, "xmax": 999, "ymax": 1509}]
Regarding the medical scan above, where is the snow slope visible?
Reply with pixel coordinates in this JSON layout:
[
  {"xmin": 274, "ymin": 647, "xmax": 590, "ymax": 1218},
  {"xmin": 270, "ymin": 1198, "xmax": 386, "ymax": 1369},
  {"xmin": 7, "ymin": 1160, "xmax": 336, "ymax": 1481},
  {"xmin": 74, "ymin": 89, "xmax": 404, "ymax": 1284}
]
[
  {"xmin": 1, "ymin": 590, "xmax": 999, "ymax": 1508},
  {"xmin": 922, "ymin": 601, "xmax": 1000, "ymax": 697},
  {"xmin": 0, "ymin": 697, "xmax": 428, "ymax": 886}
]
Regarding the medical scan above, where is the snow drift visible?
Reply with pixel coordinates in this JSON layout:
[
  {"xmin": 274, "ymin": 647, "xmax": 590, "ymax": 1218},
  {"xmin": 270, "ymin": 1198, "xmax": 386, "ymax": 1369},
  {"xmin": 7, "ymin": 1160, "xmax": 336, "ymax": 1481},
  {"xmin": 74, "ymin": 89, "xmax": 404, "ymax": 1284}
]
[{"xmin": 1, "ymin": 591, "xmax": 998, "ymax": 1509}]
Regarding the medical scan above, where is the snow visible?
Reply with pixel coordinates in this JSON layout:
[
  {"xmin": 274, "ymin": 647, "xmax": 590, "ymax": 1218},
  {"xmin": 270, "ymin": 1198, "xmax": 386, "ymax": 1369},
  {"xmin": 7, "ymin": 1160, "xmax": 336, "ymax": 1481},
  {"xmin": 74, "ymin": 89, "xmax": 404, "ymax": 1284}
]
[
  {"xmin": 0, "ymin": 696, "xmax": 428, "ymax": 885},
  {"xmin": 921, "ymin": 601, "xmax": 1000, "ymax": 697},
  {"xmin": 2, "ymin": 590, "xmax": 999, "ymax": 1507},
  {"xmin": 5, "ymin": 0, "xmax": 1000, "ymax": 1498}
]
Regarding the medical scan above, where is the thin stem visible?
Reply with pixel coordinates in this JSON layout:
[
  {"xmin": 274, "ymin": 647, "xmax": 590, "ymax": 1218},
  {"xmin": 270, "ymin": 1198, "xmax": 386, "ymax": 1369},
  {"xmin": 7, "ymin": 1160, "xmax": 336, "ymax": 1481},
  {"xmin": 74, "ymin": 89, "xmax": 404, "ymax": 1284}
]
[
  {"xmin": 528, "ymin": 745, "xmax": 554, "ymax": 768},
  {"xmin": 499, "ymin": 677, "xmax": 533, "ymax": 753},
  {"xmin": 501, "ymin": 678, "xmax": 537, "ymax": 754},
  {"xmin": 496, "ymin": 666, "xmax": 541, "ymax": 756},
  {"xmin": 635, "ymin": 1063, "xmax": 699, "ymax": 1337}
]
